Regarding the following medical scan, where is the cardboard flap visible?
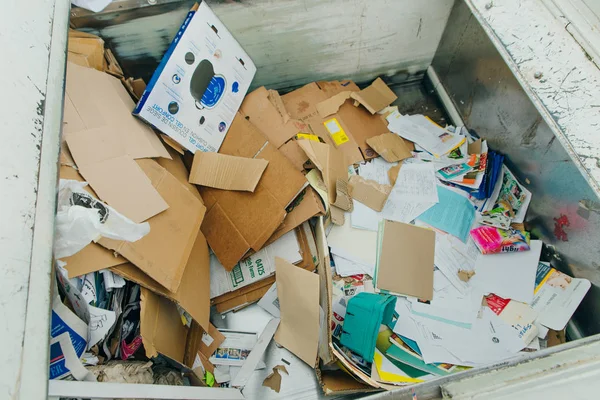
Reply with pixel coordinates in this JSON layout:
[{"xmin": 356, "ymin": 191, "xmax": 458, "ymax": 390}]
[
  {"xmin": 267, "ymin": 89, "xmax": 291, "ymax": 124},
  {"xmin": 366, "ymin": 133, "xmax": 412, "ymax": 163},
  {"xmin": 241, "ymin": 87, "xmax": 309, "ymax": 148},
  {"xmin": 189, "ymin": 152, "xmax": 268, "ymax": 192},
  {"xmin": 184, "ymin": 321, "xmax": 225, "ymax": 366},
  {"xmin": 64, "ymin": 243, "xmax": 127, "ymax": 278},
  {"xmin": 65, "ymin": 62, "xmax": 170, "ymax": 160},
  {"xmin": 281, "ymin": 82, "xmax": 328, "ymax": 121},
  {"xmin": 348, "ymin": 175, "xmax": 392, "ymax": 212},
  {"xmin": 298, "ymin": 141, "xmax": 347, "ymax": 205},
  {"xmin": 157, "ymin": 146, "xmax": 203, "ymax": 203},
  {"xmin": 279, "ymin": 140, "xmax": 309, "ymax": 171},
  {"xmin": 112, "ymin": 231, "xmax": 211, "ymax": 331},
  {"xmin": 316, "ymin": 91, "xmax": 352, "ymax": 118},
  {"xmin": 140, "ymin": 288, "xmax": 188, "ymax": 362},
  {"xmin": 376, "ymin": 220, "xmax": 435, "ymax": 301},
  {"xmin": 274, "ymin": 257, "xmax": 320, "ymax": 367},
  {"xmin": 67, "ymin": 128, "xmax": 169, "ymax": 223},
  {"xmin": 350, "ymin": 78, "xmax": 397, "ymax": 114},
  {"xmin": 314, "ymin": 218, "xmax": 335, "ymax": 364},
  {"xmin": 98, "ymin": 160, "xmax": 205, "ymax": 292}
]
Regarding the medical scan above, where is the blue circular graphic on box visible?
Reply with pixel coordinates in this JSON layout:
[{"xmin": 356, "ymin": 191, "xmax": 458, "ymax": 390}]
[
  {"xmin": 218, "ymin": 121, "xmax": 226, "ymax": 132},
  {"xmin": 232, "ymin": 81, "xmax": 239, "ymax": 93},
  {"xmin": 201, "ymin": 75, "xmax": 226, "ymax": 109},
  {"xmin": 172, "ymin": 74, "xmax": 181, "ymax": 84},
  {"xmin": 168, "ymin": 101, "xmax": 179, "ymax": 115}
]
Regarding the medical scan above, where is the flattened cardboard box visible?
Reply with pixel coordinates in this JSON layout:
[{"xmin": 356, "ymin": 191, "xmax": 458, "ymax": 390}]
[
  {"xmin": 99, "ymin": 159, "xmax": 206, "ymax": 293},
  {"xmin": 133, "ymin": 2, "xmax": 256, "ymax": 153},
  {"xmin": 190, "ymin": 152, "xmax": 268, "ymax": 192},
  {"xmin": 63, "ymin": 61, "xmax": 172, "ymax": 223},
  {"xmin": 199, "ymin": 114, "xmax": 307, "ymax": 270}
]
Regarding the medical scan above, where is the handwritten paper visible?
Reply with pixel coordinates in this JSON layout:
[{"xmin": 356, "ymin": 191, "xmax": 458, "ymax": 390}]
[{"xmin": 380, "ymin": 163, "xmax": 438, "ymax": 223}]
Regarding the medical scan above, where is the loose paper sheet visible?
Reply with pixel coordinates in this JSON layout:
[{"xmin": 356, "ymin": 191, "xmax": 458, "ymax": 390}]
[
  {"xmin": 417, "ymin": 186, "xmax": 475, "ymax": 242},
  {"xmin": 471, "ymin": 240, "xmax": 543, "ymax": 304}
]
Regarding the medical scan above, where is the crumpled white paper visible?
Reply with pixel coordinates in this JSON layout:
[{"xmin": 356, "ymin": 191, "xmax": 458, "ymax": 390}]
[
  {"xmin": 54, "ymin": 179, "xmax": 150, "ymax": 259},
  {"xmin": 71, "ymin": 0, "xmax": 113, "ymax": 13}
]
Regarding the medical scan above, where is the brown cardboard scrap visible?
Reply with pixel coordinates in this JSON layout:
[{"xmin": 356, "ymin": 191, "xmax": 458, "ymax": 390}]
[
  {"xmin": 316, "ymin": 91, "xmax": 352, "ymax": 118},
  {"xmin": 64, "ymin": 62, "xmax": 170, "ymax": 160},
  {"xmin": 458, "ymin": 269, "xmax": 476, "ymax": 282},
  {"xmin": 350, "ymin": 78, "xmax": 398, "ymax": 114},
  {"xmin": 348, "ymin": 175, "xmax": 392, "ymax": 212},
  {"xmin": 468, "ymin": 139, "xmax": 482, "ymax": 155},
  {"xmin": 262, "ymin": 365, "xmax": 289, "ymax": 393},
  {"xmin": 104, "ymin": 48, "xmax": 125, "ymax": 78},
  {"xmin": 66, "ymin": 127, "xmax": 169, "ymax": 223},
  {"xmin": 376, "ymin": 220, "xmax": 435, "ymax": 301},
  {"xmin": 330, "ymin": 206, "xmax": 345, "ymax": 226},
  {"xmin": 297, "ymin": 140, "xmax": 347, "ymax": 205},
  {"xmin": 140, "ymin": 288, "xmax": 224, "ymax": 370},
  {"xmin": 64, "ymin": 243, "xmax": 126, "ymax": 278},
  {"xmin": 282, "ymin": 81, "xmax": 328, "ymax": 122},
  {"xmin": 279, "ymin": 140, "xmax": 310, "ymax": 171},
  {"xmin": 388, "ymin": 163, "xmax": 402, "ymax": 186},
  {"xmin": 366, "ymin": 133, "xmax": 412, "ymax": 163},
  {"xmin": 189, "ymin": 152, "xmax": 268, "ymax": 192},
  {"xmin": 240, "ymin": 86, "xmax": 311, "ymax": 149},
  {"xmin": 332, "ymin": 178, "xmax": 353, "ymax": 212},
  {"xmin": 111, "ymin": 230, "xmax": 211, "ymax": 331},
  {"xmin": 212, "ymin": 276, "xmax": 275, "ymax": 311},
  {"xmin": 275, "ymin": 257, "xmax": 320, "ymax": 367},
  {"xmin": 200, "ymin": 114, "xmax": 307, "ymax": 270},
  {"xmin": 98, "ymin": 159, "xmax": 205, "ymax": 293},
  {"xmin": 68, "ymin": 30, "xmax": 105, "ymax": 71},
  {"xmin": 547, "ymin": 329, "xmax": 566, "ymax": 347},
  {"xmin": 215, "ymin": 283, "xmax": 273, "ymax": 314},
  {"xmin": 266, "ymin": 187, "xmax": 325, "ymax": 246}
]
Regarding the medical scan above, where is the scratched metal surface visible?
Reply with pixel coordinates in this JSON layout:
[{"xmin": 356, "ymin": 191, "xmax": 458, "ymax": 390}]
[
  {"xmin": 431, "ymin": 0, "xmax": 600, "ymax": 335},
  {"xmin": 69, "ymin": 0, "xmax": 455, "ymax": 89}
]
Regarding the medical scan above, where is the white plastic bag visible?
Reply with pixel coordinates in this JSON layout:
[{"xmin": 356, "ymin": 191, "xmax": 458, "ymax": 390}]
[{"xmin": 54, "ymin": 179, "xmax": 150, "ymax": 259}]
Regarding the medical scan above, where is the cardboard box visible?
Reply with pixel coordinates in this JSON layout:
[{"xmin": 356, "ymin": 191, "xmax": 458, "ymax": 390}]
[
  {"xmin": 133, "ymin": 2, "xmax": 256, "ymax": 153},
  {"xmin": 199, "ymin": 114, "xmax": 307, "ymax": 270},
  {"xmin": 282, "ymin": 79, "xmax": 395, "ymax": 165}
]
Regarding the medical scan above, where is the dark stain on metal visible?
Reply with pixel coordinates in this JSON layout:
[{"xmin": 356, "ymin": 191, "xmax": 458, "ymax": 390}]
[
  {"xmin": 553, "ymin": 214, "xmax": 570, "ymax": 242},
  {"xmin": 520, "ymin": 117, "xmax": 541, "ymax": 146},
  {"xmin": 416, "ymin": 17, "xmax": 422, "ymax": 38}
]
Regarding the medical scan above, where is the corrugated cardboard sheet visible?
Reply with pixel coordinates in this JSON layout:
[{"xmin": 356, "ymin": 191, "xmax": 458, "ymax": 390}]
[
  {"xmin": 200, "ymin": 114, "xmax": 307, "ymax": 270},
  {"xmin": 348, "ymin": 175, "xmax": 392, "ymax": 212},
  {"xmin": 189, "ymin": 152, "xmax": 268, "ymax": 192}
]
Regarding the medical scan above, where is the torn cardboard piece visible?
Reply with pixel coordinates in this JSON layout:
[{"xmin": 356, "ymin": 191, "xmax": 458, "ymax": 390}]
[
  {"xmin": 332, "ymin": 179, "xmax": 353, "ymax": 212},
  {"xmin": 67, "ymin": 29, "xmax": 105, "ymax": 71},
  {"xmin": 111, "ymin": 230, "xmax": 211, "ymax": 331},
  {"xmin": 66, "ymin": 127, "xmax": 169, "ymax": 223},
  {"xmin": 98, "ymin": 159, "xmax": 206, "ymax": 293},
  {"xmin": 200, "ymin": 114, "xmax": 307, "ymax": 270},
  {"xmin": 350, "ymin": 78, "xmax": 398, "ymax": 114},
  {"xmin": 348, "ymin": 175, "xmax": 392, "ymax": 212},
  {"xmin": 376, "ymin": 220, "xmax": 435, "ymax": 301},
  {"xmin": 458, "ymin": 269, "xmax": 476, "ymax": 282},
  {"xmin": 366, "ymin": 133, "xmax": 412, "ymax": 163},
  {"xmin": 157, "ymin": 145, "xmax": 204, "ymax": 203},
  {"xmin": 275, "ymin": 257, "xmax": 320, "ymax": 367},
  {"xmin": 189, "ymin": 152, "xmax": 268, "ymax": 192},
  {"xmin": 298, "ymin": 140, "xmax": 347, "ymax": 206},
  {"xmin": 262, "ymin": 365, "xmax": 289, "ymax": 393},
  {"xmin": 240, "ymin": 86, "xmax": 311, "ymax": 149},
  {"xmin": 388, "ymin": 163, "xmax": 402, "ymax": 186},
  {"xmin": 140, "ymin": 288, "xmax": 225, "ymax": 376}
]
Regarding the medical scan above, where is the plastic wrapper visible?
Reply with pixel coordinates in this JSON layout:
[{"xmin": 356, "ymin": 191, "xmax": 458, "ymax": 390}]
[
  {"xmin": 54, "ymin": 179, "xmax": 150, "ymax": 258},
  {"xmin": 470, "ymin": 226, "xmax": 530, "ymax": 254}
]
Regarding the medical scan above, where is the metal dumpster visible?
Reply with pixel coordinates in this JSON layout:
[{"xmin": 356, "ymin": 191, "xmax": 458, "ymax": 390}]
[{"xmin": 3, "ymin": 0, "xmax": 600, "ymax": 399}]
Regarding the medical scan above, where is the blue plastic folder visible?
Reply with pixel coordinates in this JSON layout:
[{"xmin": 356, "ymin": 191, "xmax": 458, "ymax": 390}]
[
  {"xmin": 340, "ymin": 292, "xmax": 397, "ymax": 362},
  {"xmin": 417, "ymin": 186, "xmax": 475, "ymax": 242}
]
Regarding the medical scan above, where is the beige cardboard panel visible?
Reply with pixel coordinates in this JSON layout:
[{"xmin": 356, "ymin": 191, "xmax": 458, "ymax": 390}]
[
  {"xmin": 376, "ymin": 220, "xmax": 435, "ymax": 300},
  {"xmin": 350, "ymin": 78, "xmax": 397, "ymax": 114},
  {"xmin": 279, "ymin": 140, "xmax": 309, "ymax": 171},
  {"xmin": 98, "ymin": 160, "xmax": 205, "ymax": 293},
  {"xmin": 348, "ymin": 175, "xmax": 392, "ymax": 212},
  {"xmin": 281, "ymin": 82, "xmax": 328, "ymax": 121},
  {"xmin": 111, "ymin": 231, "xmax": 211, "ymax": 331},
  {"xmin": 366, "ymin": 133, "xmax": 412, "ymax": 163},
  {"xmin": 241, "ymin": 87, "xmax": 310, "ymax": 148},
  {"xmin": 65, "ymin": 62, "xmax": 170, "ymax": 160},
  {"xmin": 267, "ymin": 89, "xmax": 291, "ymax": 124},
  {"xmin": 63, "ymin": 243, "xmax": 127, "ymax": 278},
  {"xmin": 140, "ymin": 288, "xmax": 188, "ymax": 362},
  {"xmin": 275, "ymin": 257, "xmax": 320, "ymax": 367},
  {"xmin": 388, "ymin": 163, "xmax": 402, "ymax": 186},
  {"xmin": 316, "ymin": 91, "xmax": 352, "ymax": 118},
  {"xmin": 189, "ymin": 152, "xmax": 268, "ymax": 192},
  {"xmin": 77, "ymin": 154, "xmax": 169, "ymax": 223}
]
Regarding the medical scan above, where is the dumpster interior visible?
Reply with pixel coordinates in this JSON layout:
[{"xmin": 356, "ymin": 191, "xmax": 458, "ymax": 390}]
[{"xmin": 51, "ymin": 0, "xmax": 600, "ymax": 397}]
